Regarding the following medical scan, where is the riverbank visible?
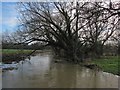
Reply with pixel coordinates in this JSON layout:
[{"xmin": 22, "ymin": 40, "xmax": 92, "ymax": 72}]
[
  {"xmin": 50, "ymin": 53, "xmax": 120, "ymax": 76},
  {"xmin": 1, "ymin": 49, "xmax": 34, "ymax": 64},
  {"xmin": 90, "ymin": 56, "xmax": 119, "ymax": 76},
  {"xmin": 1, "ymin": 49, "xmax": 119, "ymax": 76},
  {"xmin": 2, "ymin": 49, "xmax": 33, "ymax": 54}
]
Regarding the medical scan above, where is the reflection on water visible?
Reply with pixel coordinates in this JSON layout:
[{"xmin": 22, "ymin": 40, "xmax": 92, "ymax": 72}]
[
  {"xmin": 2, "ymin": 50, "xmax": 119, "ymax": 88},
  {"xmin": 0, "ymin": 69, "xmax": 2, "ymax": 89}
]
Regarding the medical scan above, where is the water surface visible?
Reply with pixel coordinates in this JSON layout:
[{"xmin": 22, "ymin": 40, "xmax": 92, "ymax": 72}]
[{"xmin": 2, "ymin": 50, "xmax": 119, "ymax": 88}]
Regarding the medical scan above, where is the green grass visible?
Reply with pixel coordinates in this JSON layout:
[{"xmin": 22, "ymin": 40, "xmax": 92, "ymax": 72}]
[
  {"xmin": 92, "ymin": 56, "xmax": 120, "ymax": 75},
  {"xmin": 1, "ymin": 49, "xmax": 33, "ymax": 55},
  {"xmin": 1, "ymin": 49, "xmax": 34, "ymax": 63}
]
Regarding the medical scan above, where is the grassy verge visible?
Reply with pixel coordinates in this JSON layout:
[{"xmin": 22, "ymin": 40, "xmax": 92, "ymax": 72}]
[
  {"xmin": 1, "ymin": 49, "xmax": 33, "ymax": 55},
  {"xmin": 1, "ymin": 49, "xmax": 34, "ymax": 64},
  {"xmin": 91, "ymin": 56, "xmax": 119, "ymax": 75}
]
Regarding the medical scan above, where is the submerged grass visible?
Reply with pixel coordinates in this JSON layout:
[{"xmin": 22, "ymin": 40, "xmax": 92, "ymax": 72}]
[{"xmin": 91, "ymin": 56, "xmax": 120, "ymax": 75}]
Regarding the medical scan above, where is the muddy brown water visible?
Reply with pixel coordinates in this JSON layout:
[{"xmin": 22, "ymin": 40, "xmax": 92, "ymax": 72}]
[
  {"xmin": 2, "ymin": 50, "xmax": 119, "ymax": 88},
  {"xmin": 0, "ymin": 69, "xmax": 2, "ymax": 89}
]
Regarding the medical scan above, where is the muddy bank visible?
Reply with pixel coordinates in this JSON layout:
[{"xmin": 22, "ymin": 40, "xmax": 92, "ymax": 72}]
[
  {"xmin": 2, "ymin": 50, "xmax": 47, "ymax": 64},
  {"xmin": 2, "ymin": 53, "xmax": 30, "ymax": 64},
  {"xmin": 2, "ymin": 50, "xmax": 38, "ymax": 64}
]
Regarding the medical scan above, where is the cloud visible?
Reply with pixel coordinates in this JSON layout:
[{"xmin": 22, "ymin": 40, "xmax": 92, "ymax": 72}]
[
  {"xmin": 3, "ymin": 17, "xmax": 18, "ymax": 28},
  {"xmin": 1, "ymin": 0, "xmax": 19, "ymax": 2},
  {"xmin": 1, "ymin": 2, "xmax": 19, "ymax": 33}
]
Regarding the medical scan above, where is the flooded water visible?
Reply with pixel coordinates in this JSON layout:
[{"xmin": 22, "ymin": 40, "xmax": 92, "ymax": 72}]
[
  {"xmin": 0, "ymin": 69, "xmax": 2, "ymax": 89},
  {"xmin": 2, "ymin": 50, "xmax": 119, "ymax": 88}
]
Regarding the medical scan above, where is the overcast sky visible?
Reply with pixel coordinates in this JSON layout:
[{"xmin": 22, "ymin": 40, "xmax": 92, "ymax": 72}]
[
  {"xmin": 1, "ymin": 2, "xmax": 19, "ymax": 34},
  {"xmin": 0, "ymin": 0, "xmax": 119, "ymax": 34}
]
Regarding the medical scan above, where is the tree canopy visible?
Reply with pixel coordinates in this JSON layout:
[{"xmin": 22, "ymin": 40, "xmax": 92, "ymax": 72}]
[{"xmin": 14, "ymin": 1, "xmax": 119, "ymax": 63}]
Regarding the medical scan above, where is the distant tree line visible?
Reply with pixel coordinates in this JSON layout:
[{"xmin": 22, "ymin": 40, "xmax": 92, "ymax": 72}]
[
  {"xmin": 2, "ymin": 42, "xmax": 43, "ymax": 50},
  {"xmin": 2, "ymin": 31, "xmax": 45, "ymax": 50}
]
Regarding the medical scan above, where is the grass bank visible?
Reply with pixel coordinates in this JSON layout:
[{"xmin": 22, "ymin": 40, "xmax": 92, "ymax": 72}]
[
  {"xmin": 91, "ymin": 56, "xmax": 119, "ymax": 76},
  {"xmin": 1, "ymin": 49, "xmax": 34, "ymax": 63},
  {"xmin": 1, "ymin": 49, "xmax": 33, "ymax": 54}
]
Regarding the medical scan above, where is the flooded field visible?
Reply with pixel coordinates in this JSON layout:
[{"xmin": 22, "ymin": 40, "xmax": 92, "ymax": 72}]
[{"xmin": 2, "ymin": 50, "xmax": 119, "ymax": 88}]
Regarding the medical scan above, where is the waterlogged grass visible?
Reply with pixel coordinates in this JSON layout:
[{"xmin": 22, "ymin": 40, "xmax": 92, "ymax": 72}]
[
  {"xmin": 1, "ymin": 49, "xmax": 33, "ymax": 55},
  {"xmin": 92, "ymin": 56, "xmax": 120, "ymax": 75}
]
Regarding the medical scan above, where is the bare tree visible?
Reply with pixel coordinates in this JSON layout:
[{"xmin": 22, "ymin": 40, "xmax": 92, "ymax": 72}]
[
  {"xmin": 76, "ymin": 2, "xmax": 119, "ymax": 57},
  {"xmin": 16, "ymin": 2, "xmax": 119, "ymax": 62}
]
